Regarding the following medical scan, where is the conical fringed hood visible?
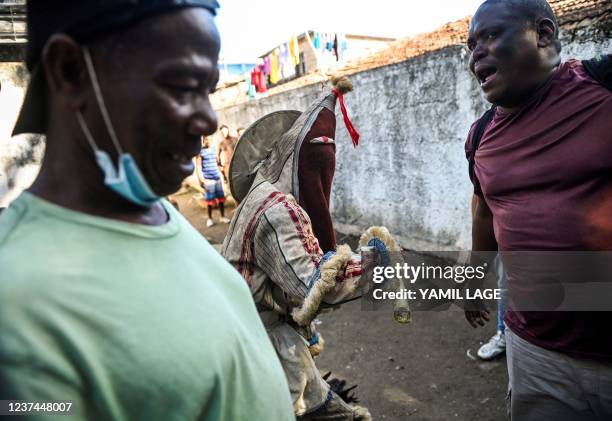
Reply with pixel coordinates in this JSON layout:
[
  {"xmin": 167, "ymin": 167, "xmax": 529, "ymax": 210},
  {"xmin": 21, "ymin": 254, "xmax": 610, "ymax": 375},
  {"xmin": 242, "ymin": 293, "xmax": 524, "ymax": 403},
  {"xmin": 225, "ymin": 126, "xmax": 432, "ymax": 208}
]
[{"xmin": 230, "ymin": 76, "xmax": 359, "ymax": 204}]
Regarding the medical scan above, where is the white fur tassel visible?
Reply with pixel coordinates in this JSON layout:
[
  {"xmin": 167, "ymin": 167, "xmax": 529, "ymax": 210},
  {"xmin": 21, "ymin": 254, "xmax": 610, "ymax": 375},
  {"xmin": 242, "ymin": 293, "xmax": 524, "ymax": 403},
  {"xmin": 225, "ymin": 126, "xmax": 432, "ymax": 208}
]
[
  {"xmin": 359, "ymin": 226, "xmax": 411, "ymax": 324},
  {"xmin": 359, "ymin": 226, "xmax": 401, "ymax": 251},
  {"xmin": 352, "ymin": 405, "xmax": 372, "ymax": 421},
  {"xmin": 292, "ymin": 244, "xmax": 352, "ymax": 326}
]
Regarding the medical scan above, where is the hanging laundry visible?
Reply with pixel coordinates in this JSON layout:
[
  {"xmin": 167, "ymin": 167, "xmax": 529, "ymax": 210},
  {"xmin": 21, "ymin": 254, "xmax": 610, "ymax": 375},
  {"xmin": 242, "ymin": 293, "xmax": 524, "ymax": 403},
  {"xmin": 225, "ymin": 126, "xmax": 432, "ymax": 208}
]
[
  {"xmin": 278, "ymin": 43, "xmax": 286, "ymax": 80},
  {"xmin": 333, "ymin": 33, "xmax": 339, "ymax": 61},
  {"xmin": 340, "ymin": 34, "xmax": 348, "ymax": 61},
  {"xmin": 326, "ymin": 33, "xmax": 334, "ymax": 52},
  {"xmin": 289, "ymin": 36, "xmax": 300, "ymax": 67},
  {"xmin": 282, "ymin": 42, "xmax": 295, "ymax": 79},
  {"xmin": 245, "ymin": 72, "xmax": 255, "ymax": 99},
  {"xmin": 264, "ymin": 55, "xmax": 271, "ymax": 76},
  {"xmin": 270, "ymin": 48, "xmax": 280, "ymax": 85},
  {"xmin": 259, "ymin": 65, "xmax": 268, "ymax": 92},
  {"xmin": 320, "ymin": 33, "xmax": 335, "ymax": 70},
  {"xmin": 251, "ymin": 65, "xmax": 267, "ymax": 93},
  {"xmin": 313, "ymin": 32, "xmax": 321, "ymax": 50},
  {"xmin": 250, "ymin": 68, "xmax": 257, "ymax": 92}
]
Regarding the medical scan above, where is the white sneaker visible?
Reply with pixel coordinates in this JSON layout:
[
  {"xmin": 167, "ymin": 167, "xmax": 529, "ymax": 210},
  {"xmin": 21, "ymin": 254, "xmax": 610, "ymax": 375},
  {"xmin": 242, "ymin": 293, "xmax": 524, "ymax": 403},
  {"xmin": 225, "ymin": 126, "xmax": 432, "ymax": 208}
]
[
  {"xmin": 477, "ymin": 331, "xmax": 506, "ymax": 360},
  {"xmin": 219, "ymin": 216, "xmax": 231, "ymax": 224},
  {"xmin": 206, "ymin": 218, "xmax": 214, "ymax": 227}
]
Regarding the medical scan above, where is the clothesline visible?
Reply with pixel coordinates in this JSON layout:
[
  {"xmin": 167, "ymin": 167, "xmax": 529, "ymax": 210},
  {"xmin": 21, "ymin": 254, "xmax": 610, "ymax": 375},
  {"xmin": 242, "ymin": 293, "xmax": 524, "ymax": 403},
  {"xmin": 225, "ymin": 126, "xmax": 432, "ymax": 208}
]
[{"xmin": 246, "ymin": 31, "xmax": 350, "ymax": 99}]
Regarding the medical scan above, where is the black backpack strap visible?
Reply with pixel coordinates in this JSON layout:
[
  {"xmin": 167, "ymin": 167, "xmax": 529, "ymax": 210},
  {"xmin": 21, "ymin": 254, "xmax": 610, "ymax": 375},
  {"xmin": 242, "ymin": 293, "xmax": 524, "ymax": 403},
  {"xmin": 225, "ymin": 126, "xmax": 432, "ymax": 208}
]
[
  {"xmin": 468, "ymin": 106, "xmax": 496, "ymax": 194},
  {"xmin": 582, "ymin": 54, "xmax": 612, "ymax": 91}
]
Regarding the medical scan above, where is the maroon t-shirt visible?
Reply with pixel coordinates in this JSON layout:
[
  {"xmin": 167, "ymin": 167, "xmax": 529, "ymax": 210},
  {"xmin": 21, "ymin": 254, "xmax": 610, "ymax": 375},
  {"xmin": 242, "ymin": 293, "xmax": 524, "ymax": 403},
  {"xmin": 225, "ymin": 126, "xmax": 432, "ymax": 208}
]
[{"xmin": 465, "ymin": 60, "xmax": 612, "ymax": 360}]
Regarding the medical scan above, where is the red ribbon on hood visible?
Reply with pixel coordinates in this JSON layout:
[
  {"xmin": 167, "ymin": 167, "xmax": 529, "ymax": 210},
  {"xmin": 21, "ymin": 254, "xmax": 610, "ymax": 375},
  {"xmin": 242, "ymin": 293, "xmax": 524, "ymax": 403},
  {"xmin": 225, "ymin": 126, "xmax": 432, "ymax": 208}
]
[{"xmin": 332, "ymin": 88, "xmax": 360, "ymax": 148}]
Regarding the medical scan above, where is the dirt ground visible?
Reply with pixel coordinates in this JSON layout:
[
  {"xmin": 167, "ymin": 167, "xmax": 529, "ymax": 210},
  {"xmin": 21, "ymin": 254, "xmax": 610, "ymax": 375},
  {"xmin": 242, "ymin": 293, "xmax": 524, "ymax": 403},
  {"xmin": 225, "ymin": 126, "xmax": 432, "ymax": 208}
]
[{"xmin": 172, "ymin": 191, "xmax": 508, "ymax": 421}]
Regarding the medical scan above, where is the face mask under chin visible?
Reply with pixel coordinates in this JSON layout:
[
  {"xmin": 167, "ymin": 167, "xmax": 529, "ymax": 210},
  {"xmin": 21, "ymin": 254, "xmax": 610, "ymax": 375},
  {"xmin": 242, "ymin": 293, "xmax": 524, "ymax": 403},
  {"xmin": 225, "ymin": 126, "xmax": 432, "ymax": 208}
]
[{"xmin": 76, "ymin": 46, "xmax": 161, "ymax": 208}]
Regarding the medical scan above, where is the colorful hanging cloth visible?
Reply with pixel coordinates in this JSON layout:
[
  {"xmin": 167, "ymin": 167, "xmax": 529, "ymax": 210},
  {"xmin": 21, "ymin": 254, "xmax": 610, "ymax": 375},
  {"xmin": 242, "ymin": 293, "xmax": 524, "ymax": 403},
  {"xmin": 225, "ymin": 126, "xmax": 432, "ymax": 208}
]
[
  {"xmin": 270, "ymin": 48, "xmax": 280, "ymax": 84},
  {"xmin": 290, "ymin": 36, "xmax": 300, "ymax": 67}
]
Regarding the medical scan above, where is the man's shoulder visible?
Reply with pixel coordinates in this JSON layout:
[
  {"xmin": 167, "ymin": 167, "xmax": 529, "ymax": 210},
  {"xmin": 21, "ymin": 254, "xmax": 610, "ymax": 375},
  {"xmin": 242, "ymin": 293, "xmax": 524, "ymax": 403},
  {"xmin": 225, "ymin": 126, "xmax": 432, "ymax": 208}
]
[
  {"xmin": 464, "ymin": 110, "xmax": 491, "ymax": 155},
  {"xmin": 561, "ymin": 58, "xmax": 589, "ymax": 79},
  {"xmin": 0, "ymin": 197, "xmax": 54, "ymax": 260},
  {"xmin": 465, "ymin": 118, "xmax": 480, "ymax": 143},
  {"xmin": 558, "ymin": 58, "xmax": 611, "ymax": 92},
  {"xmin": 0, "ymin": 214, "xmax": 82, "ymax": 299}
]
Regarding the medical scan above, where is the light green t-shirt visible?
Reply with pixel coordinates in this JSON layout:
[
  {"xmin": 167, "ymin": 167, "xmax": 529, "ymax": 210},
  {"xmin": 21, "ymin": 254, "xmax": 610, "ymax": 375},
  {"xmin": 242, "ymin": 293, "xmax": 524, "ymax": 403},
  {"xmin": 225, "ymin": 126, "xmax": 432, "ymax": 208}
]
[{"xmin": 0, "ymin": 192, "xmax": 294, "ymax": 421}]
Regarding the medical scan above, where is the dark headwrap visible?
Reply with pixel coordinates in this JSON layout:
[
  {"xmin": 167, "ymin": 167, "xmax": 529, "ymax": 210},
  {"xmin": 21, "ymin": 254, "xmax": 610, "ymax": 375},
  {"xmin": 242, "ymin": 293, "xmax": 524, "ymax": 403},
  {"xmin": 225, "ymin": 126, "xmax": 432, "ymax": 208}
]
[{"xmin": 298, "ymin": 108, "xmax": 337, "ymax": 253}]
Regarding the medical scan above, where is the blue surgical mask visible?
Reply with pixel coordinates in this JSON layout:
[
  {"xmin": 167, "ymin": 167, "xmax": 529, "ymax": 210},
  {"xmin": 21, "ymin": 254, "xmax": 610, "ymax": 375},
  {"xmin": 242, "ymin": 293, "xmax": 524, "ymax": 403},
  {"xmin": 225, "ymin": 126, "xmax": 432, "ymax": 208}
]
[{"xmin": 76, "ymin": 47, "xmax": 160, "ymax": 207}]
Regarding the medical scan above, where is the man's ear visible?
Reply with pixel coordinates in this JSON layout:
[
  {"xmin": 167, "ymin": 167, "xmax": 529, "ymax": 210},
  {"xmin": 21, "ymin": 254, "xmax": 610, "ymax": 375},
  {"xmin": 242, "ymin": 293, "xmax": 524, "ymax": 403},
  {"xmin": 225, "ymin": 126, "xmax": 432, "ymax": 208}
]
[
  {"xmin": 41, "ymin": 34, "xmax": 89, "ymax": 109},
  {"xmin": 536, "ymin": 18, "xmax": 557, "ymax": 49}
]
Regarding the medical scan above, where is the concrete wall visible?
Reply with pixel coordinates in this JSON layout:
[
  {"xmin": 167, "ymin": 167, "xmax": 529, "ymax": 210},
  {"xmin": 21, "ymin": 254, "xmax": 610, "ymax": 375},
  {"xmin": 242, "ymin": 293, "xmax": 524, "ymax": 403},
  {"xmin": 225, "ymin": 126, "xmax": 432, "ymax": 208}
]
[{"xmin": 215, "ymin": 31, "xmax": 612, "ymax": 251}]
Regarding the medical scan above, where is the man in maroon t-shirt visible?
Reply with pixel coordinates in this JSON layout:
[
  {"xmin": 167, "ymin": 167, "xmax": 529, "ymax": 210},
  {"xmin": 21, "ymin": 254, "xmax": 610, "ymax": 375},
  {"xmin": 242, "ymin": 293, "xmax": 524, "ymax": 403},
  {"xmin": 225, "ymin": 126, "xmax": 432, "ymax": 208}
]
[{"xmin": 464, "ymin": 0, "xmax": 612, "ymax": 419}]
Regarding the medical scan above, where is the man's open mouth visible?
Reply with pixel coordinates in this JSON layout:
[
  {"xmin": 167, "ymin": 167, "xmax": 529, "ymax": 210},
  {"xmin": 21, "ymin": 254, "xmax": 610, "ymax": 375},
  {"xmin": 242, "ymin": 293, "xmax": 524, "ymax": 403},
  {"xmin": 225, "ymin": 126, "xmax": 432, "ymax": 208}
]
[{"xmin": 475, "ymin": 64, "xmax": 498, "ymax": 87}]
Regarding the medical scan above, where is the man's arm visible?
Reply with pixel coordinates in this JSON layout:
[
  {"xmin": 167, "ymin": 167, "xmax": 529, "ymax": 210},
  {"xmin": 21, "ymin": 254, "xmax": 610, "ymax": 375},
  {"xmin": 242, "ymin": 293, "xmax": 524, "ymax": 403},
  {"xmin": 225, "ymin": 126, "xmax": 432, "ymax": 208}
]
[
  {"xmin": 465, "ymin": 193, "xmax": 497, "ymax": 328},
  {"xmin": 195, "ymin": 155, "xmax": 205, "ymax": 186},
  {"xmin": 216, "ymin": 142, "xmax": 224, "ymax": 166}
]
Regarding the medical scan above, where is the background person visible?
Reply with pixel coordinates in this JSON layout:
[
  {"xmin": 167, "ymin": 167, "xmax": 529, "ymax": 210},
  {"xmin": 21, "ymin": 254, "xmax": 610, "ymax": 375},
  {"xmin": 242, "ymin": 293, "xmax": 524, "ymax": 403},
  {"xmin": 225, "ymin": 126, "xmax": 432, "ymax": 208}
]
[
  {"xmin": 237, "ymin": 126, "xmax": 245, "ymax": 139},
  {"xmin": 216, "ymin": 124, "xmax": 237, "ymax": 183},
  {"xmin": 477, "ymin": 254, "xmax": 508, "ymax": 360}
]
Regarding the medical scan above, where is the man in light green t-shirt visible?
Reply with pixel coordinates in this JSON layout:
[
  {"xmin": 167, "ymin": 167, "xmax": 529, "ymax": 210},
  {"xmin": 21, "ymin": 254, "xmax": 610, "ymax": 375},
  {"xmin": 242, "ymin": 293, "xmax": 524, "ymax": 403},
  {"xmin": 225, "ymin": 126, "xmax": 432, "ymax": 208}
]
[{"xmin": 0, "ymin": 1, "xmax": 294, "ymax": 420}]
